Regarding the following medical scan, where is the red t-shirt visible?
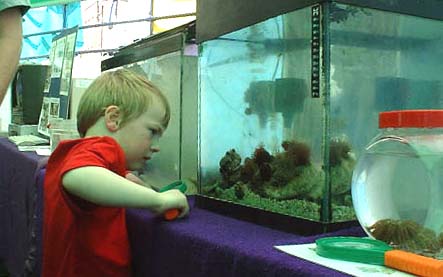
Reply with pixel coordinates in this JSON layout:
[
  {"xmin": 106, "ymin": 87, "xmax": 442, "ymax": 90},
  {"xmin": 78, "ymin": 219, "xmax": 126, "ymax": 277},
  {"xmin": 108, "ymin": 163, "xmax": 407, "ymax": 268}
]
[{"xmin": 42, "ymin": 136, "xmax": 131, "ymax": 277}]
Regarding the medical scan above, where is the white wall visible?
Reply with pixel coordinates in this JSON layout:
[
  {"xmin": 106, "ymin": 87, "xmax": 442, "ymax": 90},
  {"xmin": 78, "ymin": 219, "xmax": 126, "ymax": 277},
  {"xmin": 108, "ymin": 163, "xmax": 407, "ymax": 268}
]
[{"xmin": 0, "ymin": 87, "xmax": 11, "ymax": 132}]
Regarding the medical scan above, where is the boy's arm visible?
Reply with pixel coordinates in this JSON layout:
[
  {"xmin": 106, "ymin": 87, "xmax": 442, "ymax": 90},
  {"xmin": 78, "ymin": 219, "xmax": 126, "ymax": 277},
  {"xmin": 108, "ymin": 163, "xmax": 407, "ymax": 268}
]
[
  {"xmin": 62, "ymin": 166, "xmax": 189, "ymax": 217},
  {"xmin": 125, "ymin": 171, "xmax": 154, "ymax": 190}
]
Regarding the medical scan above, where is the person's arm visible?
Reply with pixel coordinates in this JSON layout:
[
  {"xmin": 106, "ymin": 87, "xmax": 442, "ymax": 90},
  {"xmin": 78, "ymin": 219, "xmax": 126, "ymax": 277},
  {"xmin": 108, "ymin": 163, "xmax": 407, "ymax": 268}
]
[
  {"xmin": 0, "ymin": 7, "xmax": 23, "ymax": 104},
  {"xmin": 125, "ymin": 171, "xmax": 155, "ymax": 190},
  {"xmin": 62, "ymin": 166, "xmax": 189, "ymax": 217}
]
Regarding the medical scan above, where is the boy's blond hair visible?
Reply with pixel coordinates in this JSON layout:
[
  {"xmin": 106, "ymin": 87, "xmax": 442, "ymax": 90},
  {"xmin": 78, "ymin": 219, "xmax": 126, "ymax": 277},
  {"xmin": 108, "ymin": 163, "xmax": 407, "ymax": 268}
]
[{"xmin": 77, "ymin": 68, "xmax": 170, "ymax": 137}]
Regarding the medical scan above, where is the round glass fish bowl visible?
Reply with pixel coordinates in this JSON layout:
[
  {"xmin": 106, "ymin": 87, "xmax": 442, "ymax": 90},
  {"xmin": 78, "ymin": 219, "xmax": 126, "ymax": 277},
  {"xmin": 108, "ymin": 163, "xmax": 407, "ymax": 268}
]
[{"xmin": 352, "ymin": 110, "xmax": 443, "ymax": 258}]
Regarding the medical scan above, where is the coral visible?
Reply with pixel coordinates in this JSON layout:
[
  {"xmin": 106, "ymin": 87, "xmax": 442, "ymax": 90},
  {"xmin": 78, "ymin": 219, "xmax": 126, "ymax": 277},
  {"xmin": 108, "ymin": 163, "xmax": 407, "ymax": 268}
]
[
  {"xmin": 329, "ymin": 139, "xmax": 351, "ymax": 167},
  {"xmin": 295, "ymin": 166, "xmax": 324, "ymax": 200},
  {"xmin": 265, "ymin": 165, "xmax": 323, "ymax": 201},
  {"xmin": 219, "ymin": 149, "xmax": 242, "ymax": 189},
  {"xmin": 253, "ymin": 146, "xmax": 273, "ymax": 165},
  {"xmin": 240, "ymin": 146, "xmax": 273, "ymax": 196},
  {"xmin": 215, "ymin": 187, "xmax": 226, "ymax": 198},
  {"xmin": 268, "ymin": 140, "xmax": 311, "ymax": 188},
  {"xmin": 330, "ymin": 158, "xmax": 355, "ymax": 205},
  {"xmin": 328, "ymin": 139, "xmax": 354, "ymax": 206},
  {"xmin": 240, "ymin": 158, "xmax": 258, "ymax": 183},
  {"xmin": 201, "ymin": 182, "xmax": 219, "ymax": 195},
  {"xmin": 259, "ymin": 163, "xmax": 272, "ymax": 181},
  {"xmin": 211, "ymin": 140, "xmax": 360, "ymax": 223},
  {"xmin": 234, "ymin": 183, "xmax": 246, "ymax": 200},
  {"xmin": 269, "ymin": 153, "xmax": 298, "ymax": 187},
  {"xmin": 439, "ymin": 232, "xmax": 443, "ymax": 247},
  {"xmin": 238, "ymin": 156, "xmax": 267, "ymax": 196},
  {"xmin": 282, "ymin": 140, "xmax": 311, "ymax": 166},
  {"xmin": 249, "ymin": 175, "xmax": 267, "ymax": 197},
  {"xmin": 237, "ymin": 141, "xmax": 320, "ymax": 200}
]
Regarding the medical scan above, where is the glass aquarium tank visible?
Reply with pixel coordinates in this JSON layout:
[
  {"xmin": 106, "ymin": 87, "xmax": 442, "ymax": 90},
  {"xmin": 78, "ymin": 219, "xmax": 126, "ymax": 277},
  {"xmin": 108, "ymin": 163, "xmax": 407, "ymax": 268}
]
[
  {"xmin": 196, "ymin": 0, "xmax": 443, "ymax": 234},
  {"xmin": 102, "ymin": 21, "xmax": 198, "ymax": 191}
]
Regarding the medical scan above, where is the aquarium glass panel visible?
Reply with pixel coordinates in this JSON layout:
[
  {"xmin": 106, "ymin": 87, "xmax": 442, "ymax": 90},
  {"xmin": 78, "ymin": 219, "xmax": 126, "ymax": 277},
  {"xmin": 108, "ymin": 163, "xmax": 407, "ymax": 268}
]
[
  {"xmin": 181, "ymin": 55, "xmax": 199, "ymax": 185},
  {"xmin": 199, "ymin": 6, "xmax": 331, "ymax": 221},
  {"xmin": 124, "ymin": 51, "xmax": 182, "ymax": 187},
  {"xmin": 329, "ymin": 3, "xmax": 443, "ymax": 153},
  {"xmin": 199, "ymin": 2, "xmax": 443, "ymax": 225},
  {"xmin": 328, "ymin": 4, "xmax": 443, "ymax": 218}
]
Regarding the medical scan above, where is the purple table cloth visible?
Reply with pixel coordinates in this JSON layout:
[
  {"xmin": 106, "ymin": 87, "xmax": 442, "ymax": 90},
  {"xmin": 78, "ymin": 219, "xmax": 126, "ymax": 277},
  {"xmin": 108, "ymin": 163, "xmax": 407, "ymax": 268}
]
[
  {"xmin": 126, "ymin": 198, "xmax": 365, "ymax": 277},
  {"xmin": 36, "ymin": 173, "xmax": 365, "ymax": 277},
  {"xmin": 0, "ymin": 138, "xmax": 46, "ymax": 277}
]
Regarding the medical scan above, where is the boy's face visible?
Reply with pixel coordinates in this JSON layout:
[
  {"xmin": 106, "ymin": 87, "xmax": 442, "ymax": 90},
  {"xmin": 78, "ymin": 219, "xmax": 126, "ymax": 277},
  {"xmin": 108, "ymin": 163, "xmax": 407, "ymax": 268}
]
[{"xmin": 113, "ymin": 97, "xmax": 166, "ymax": 170}]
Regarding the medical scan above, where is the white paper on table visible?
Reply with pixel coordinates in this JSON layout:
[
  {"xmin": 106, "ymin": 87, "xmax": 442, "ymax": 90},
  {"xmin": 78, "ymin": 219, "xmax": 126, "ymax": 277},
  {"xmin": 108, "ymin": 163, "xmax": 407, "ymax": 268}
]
[
  {"xmin": 274, "ymin": 243, "xmax": 415, "ymax": 277},
  {"xmin": 35, "ymin": 147, "xmax": 51, "ymax": 156},
  {"xmin": 17, "ymin": 145, "xmax": 51, "ymax": 156}
]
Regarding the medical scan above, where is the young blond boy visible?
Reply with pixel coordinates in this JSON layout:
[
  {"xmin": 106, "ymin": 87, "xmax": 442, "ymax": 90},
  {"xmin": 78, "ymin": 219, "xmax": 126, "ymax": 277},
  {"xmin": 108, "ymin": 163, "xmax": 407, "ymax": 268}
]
[{"xmin": 42, "ymin": 69, "xmax": 189, "ymax": 276}]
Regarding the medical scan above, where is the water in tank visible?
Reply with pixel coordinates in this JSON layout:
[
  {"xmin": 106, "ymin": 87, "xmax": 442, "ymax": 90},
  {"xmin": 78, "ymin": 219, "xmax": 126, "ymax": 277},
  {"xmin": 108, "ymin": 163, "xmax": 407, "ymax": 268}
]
[{"xmin": 198, "ymin": 2, "xmax": 443, "ymax": 227}]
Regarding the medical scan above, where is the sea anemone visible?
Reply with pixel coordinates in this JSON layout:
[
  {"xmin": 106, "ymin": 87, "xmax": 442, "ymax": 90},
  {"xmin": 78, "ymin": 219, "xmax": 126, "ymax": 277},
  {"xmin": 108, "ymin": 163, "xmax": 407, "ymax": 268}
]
[
  {"xmin": 406, "ymin": 228, "xmax": 439, "ymax": 253},
  {"xmin": 368, "ymin": 219, "xmax": 420, "ymax": 245},
  {"xmin": 219, "ymin": 149, "xmax": 242, "ymax": 188},
  {"xmin": 234, "ymin": 183, "xmax": 246, "ymax": 199},
  {"xmin": 253, "ymin": 146, "xmax": 273, "ymax": 165},
  {"xmin": 259, "ymin": 163, "xmax": 272, "ymax": 181},
  {"xmin": 329, "ymin": 139, "xmax": 351, "ymax": 167},
  {"xmin": 240, "ymin": 157, "xmax": 258, "ymax": 183},
  {"xmin": 269, "ymin": 153, "xmax": 298, "ymax": 187},
  {"xmin": 282, "ymin": 140, "xmax": 311, "ymax": 166},
  {"xmin": 439, "ymin": 232, "xmax": 443, "ymax": 247}
]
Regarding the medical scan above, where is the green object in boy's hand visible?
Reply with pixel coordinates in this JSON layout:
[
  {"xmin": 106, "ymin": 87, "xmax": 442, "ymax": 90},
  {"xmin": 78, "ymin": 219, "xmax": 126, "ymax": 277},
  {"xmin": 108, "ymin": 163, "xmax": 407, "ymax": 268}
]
[
  {"xmin": 159, "ymin": 181, "xmax": 187, "ymax": 220},
  {"xmin": 159, "ymin": 180, "xmax": 187, "ymax": 193}
]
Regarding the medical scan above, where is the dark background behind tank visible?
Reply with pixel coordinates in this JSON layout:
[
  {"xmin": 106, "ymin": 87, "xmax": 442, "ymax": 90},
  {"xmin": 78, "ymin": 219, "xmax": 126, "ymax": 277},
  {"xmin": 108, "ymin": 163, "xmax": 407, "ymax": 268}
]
[{"xmin": 196, "ymin": 0, "xmax": 443, "ymax": 43}]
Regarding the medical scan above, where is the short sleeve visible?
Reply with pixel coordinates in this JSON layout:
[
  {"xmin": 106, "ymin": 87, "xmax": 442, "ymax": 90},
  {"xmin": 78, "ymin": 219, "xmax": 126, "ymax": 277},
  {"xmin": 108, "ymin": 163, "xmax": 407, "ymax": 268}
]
[
  {"xmin": 49, "ymin": 137, "xmax": 127, "ymax": 211},
  {"xmin": 60, "ymin": 137, "xmax": 127, "ymax": 178}
]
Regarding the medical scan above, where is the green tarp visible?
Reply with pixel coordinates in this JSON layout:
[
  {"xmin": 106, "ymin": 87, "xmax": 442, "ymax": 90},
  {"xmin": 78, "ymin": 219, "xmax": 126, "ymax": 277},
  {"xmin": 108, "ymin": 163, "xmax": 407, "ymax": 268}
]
[{"xmin": 30, "ymin": 0, "xmax": 79, "ymax": 8}]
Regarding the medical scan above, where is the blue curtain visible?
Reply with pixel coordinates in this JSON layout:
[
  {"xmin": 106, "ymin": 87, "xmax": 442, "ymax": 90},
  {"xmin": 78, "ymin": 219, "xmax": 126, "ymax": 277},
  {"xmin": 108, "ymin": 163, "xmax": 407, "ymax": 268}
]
[{"xmin": 21, "ymin": 2, "xmax": 83, "ymax": 60}]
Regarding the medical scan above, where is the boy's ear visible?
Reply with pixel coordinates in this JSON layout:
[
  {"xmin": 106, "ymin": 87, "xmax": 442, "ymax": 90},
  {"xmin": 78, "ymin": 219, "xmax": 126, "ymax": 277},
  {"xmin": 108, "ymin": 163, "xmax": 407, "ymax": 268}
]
[{"xmin": 104, "ymin": 105, "xmax": 121, "ymax": 132}]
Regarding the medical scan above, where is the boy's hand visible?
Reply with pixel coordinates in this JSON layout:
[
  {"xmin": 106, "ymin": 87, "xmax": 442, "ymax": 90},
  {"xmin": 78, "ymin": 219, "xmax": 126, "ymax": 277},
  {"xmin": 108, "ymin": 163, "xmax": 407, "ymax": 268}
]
[{"xmin": 157, "ymin": 190, "xmax": 189, "ymax": 218}]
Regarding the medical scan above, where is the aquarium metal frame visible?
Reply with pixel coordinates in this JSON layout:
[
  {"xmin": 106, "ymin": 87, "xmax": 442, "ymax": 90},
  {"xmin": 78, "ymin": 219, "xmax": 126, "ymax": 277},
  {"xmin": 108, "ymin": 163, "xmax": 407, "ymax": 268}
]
[
  {"xmin": 195, "ymin": 195, "xmax": 360, "ymax": 235},
  {"xmin": 195, "ymin": 1, "xmax": 368, "ymax": 235},
  {"xmin": 101, "ymin": 19, "xmax": 198, "ymax": 184},
  {"xmin": 196, "ymin": 0, "xmax": 443, "ymax": 43},
  {"xmin": 101, "ymin": 20, "xmax": 196, "ymax": 71}
]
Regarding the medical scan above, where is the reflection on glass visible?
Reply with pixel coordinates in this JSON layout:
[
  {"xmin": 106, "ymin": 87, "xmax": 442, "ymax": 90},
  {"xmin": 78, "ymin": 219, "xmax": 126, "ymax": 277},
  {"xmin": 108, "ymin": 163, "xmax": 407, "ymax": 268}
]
[
  {"xmin": 198, "ymin": 4, "xmax": 443, "ymax": 223},
  {"xmin": 117, "ymin": 50, "xmax": 198, "ymax": 189}
]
